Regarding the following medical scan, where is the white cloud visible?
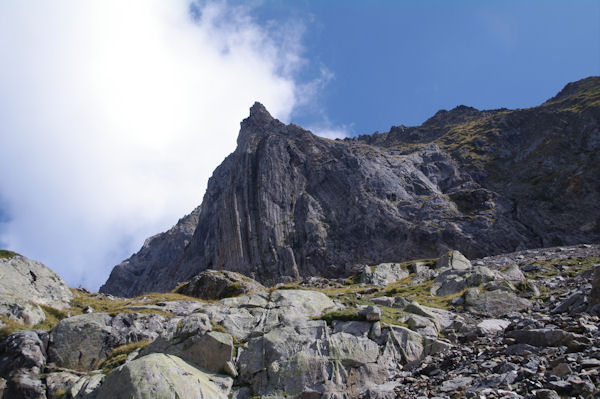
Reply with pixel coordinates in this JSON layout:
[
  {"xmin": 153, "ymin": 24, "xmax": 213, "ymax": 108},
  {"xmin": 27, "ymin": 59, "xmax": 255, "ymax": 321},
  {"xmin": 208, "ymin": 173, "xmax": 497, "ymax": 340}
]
[{"xmin": 0, "ymin": 0, "xmax": 313, "ymax": 290}]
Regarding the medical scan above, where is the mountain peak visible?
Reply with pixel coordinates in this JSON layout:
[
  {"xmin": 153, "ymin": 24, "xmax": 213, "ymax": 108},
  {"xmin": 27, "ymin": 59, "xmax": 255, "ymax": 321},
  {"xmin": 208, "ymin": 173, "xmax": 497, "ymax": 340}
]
[{"xmin": 238, "ymin": 102, "xmax": 283, "ymax": 147}]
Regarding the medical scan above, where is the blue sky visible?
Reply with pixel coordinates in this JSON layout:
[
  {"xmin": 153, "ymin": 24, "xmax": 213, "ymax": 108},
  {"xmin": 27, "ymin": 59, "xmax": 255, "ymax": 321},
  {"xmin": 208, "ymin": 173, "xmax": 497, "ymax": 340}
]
[
  {"xmin": 252, "ymin": 0, "xmax": 600, "ymax": 135},
  {"xmin": 0, "ymin": 0, "xmax": 598, "ymax": 290}
]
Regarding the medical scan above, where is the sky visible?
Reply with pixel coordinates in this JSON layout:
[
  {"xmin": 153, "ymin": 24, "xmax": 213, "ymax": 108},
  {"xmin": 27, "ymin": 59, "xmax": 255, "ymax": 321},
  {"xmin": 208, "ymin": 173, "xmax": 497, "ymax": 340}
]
[{"xmin": 0, "ymin": 1, "xmax": 598, "ymax": 291}]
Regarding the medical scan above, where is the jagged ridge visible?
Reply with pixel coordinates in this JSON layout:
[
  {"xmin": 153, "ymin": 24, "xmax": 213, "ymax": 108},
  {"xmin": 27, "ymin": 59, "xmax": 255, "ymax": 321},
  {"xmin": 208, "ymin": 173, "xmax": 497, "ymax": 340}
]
[{"xmin": 101, "ymin": 77, "xmax": 600, "ymax": 297}]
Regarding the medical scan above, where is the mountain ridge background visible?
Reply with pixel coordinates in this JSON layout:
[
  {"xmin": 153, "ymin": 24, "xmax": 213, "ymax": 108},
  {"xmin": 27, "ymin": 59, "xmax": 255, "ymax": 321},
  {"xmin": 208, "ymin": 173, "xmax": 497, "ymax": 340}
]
[{"xmin": 100, "ymin": 76, "xmax": 600, "ymax": 297}]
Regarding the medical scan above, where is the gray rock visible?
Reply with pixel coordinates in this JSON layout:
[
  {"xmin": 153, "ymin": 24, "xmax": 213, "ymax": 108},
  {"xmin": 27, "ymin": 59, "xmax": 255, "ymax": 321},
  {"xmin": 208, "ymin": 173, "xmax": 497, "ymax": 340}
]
[
  {"xmin": 0, "ymin": 330, "xmax": 48, "ymax": 399},
  {"xmin": 535, "ymin": 389, "xmax": 560, "ymax": 399},
  {"xmin": 360, "ymin": 263, "xmax": 409, "ymax": 286},
  {"xmin": 142, "ymin": 328, "xmax": 234, "ymax": 374},
  {"xmin": 440, "ymin": 376, "xmax": 473, "ymax": 392},
  {"xmin": 46, "ymin": 371, "xmax": 80, "ymax": 398},
  {"xmin": 360, "ymin": 305, "xmax": 382, "ymax": 321},
  {"xmin": 464, "ymin": 288, "xmax": 532, "ymax": 316},
  {"xmin": 477, "ymin": 319, "xmax": 511, "ymax": 335},
  {"xmin": 0, "ymin": 294, "xmax": 45, "ymax": 327},
  {"xmin": 436, "ymin": 250, "xmax": 472, "ymax": 271},
  {"xmin": 69, "ymin": 373, "xmax": 104, "ymax": 399},
  {"xmin": 498, "ymin": 264, "xmax": 526, "ymax": 282},
  {"xmin": 48, "ymin": 312, "xmax": 171, "ymax": 371},
  {"xmin": 0, "ymin": 254, "xmax": 73, "ymax": 309},
  {"xmin": 176, "ymin": 269, "xmax": 265, "ymax": 300},
  {"xmin": 505, "ymin": 328, "xmax": 590, "ymax": 351},
  {"xmin": 87, "ymin": 353, "xmax": 231, "ymax": 399}
]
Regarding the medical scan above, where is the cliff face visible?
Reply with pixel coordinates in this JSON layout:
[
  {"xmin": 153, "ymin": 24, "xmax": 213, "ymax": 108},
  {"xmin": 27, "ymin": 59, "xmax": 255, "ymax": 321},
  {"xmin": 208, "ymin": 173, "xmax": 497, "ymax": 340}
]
[{"xmin": 101, "ymin": 77, "xmax": 600, "ymax": 297}]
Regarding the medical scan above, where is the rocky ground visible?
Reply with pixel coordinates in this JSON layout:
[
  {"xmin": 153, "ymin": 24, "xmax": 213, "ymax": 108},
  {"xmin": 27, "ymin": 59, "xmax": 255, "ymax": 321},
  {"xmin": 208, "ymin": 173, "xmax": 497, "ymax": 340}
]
[{"xmin": 0, "ymin": 244, "xmax": 599, "ymax": 398}]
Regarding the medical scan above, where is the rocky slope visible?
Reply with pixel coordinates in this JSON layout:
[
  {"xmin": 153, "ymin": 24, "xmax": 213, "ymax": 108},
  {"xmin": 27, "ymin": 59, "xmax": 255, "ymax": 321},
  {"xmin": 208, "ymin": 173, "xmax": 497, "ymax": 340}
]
[
  {"xmin": 1, "ymin": 245, "xmax": 599, "ymax": 398},
  {"xmin": 101, "ymin": 77, "xmax": 600, "ymax": 297}
]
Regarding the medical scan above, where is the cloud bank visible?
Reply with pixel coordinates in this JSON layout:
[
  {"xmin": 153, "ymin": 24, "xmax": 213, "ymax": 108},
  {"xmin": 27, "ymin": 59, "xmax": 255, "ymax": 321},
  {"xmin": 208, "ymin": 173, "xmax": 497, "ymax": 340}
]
[{"xmin": 0, "ymin": 1, "xmax": 319, "ymax": 290}]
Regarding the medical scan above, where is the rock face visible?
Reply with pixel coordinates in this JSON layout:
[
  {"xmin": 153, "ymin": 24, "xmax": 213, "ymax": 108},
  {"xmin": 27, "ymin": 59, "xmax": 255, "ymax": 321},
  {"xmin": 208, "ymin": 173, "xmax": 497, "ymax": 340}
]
[
  {"xmin": 175, "ymin": 270, "xmax": 265, "ymax": 300},
  {"xmin": 101, "ymin": 77, "xmax": 600, "ymax": 296},
  {"xmin": 99, "ymin": 206, "xmax": 202, "ymax": 297},
  {"xmin": 0, "ymin": 253, "xmax": 73, "ymax": 309}
]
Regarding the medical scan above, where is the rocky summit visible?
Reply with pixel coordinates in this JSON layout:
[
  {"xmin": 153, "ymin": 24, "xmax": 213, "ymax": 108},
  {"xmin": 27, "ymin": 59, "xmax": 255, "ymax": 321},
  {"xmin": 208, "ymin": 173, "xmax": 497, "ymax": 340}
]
[
  {"xmin": 1, "ymin": 244, "xmax": 600, "ymax": 398},
  {"xmin": 101, "ymin": 77, "xmax": 600, "ymax": 298}
]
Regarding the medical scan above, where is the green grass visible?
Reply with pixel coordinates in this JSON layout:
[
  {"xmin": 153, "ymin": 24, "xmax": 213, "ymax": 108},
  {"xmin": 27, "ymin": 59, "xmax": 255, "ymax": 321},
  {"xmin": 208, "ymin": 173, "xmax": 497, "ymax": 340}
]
[
  {"xmin": 316, "ymin": 308, "xmax": 362, "ymax": 326},
  {"xmin": 99, "ymin": 340, "xmax": 152, "ymax": 372},
  {"xmin": 0, "ymin": 249, "xmax": 19, "ymax": 259}
]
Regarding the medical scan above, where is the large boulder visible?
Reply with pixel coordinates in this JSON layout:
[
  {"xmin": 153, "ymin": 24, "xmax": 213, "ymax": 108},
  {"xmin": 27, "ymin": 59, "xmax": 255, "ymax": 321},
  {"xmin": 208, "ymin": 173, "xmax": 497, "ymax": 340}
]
[
  {"xmin": 48, "ymin": 313, "xmax": 172, "ymax": 371},
  {"xmin": 435, "ymin": 250, "xmax": 472, "ymax": 271},
  {"xmin": 505, "ymin": 328, "xmax": 591, "ymax": 351},
  {"xmin": 239, "ymin": 320, "xmax": 391, "ymax": 398},
  {"xmin": 176, "ymin": 269, "xmax": 265, "ymax": 300},
  {"xmin": 464, "ymin": 288, "xmax": 532, "ymax": 317},
  {"xmin": 0, "ymin": 253, "xmax": 73, "ymax": 309},
  {"xmin": 360, "ymin": 263, "xmax": 409, "ymax": 286},
  {"xmin": 0, "ymin": 330, "xmax": 48, "ymax": 399},
  {"xmin": 430, "ymin": 266, "xmax": 495, "ymax": 296},
  {"xmin": 141, "ymin": 313, "xmax": 234, "ymax": 374},
  {"xmin": 0, "ymin": 294, "xmax": 45, "ymax": 327},
  {"xmin": 89, "ymin": 353, "xmax": 229, "ymax": 399}
]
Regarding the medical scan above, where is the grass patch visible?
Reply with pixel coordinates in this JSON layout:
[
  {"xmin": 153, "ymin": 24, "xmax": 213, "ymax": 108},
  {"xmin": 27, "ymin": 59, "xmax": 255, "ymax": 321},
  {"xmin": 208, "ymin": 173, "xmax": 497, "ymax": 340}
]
[
  {"xmin": 100, "ymin": 340, "xmax": 152, "ymax": 372},
  {"xmin": 0, "ymin": 249, "xmax": 19, "ymax": 259},
  {"xmin": 316, "ymin": 309, "xmax": 362, "ymax": 326}
]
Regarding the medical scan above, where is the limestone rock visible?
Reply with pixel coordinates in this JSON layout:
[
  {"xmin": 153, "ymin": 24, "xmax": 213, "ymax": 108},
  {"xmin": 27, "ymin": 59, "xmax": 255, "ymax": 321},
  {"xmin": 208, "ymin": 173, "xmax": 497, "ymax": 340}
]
[
  {"xmin": 464, "ymin": 288, "xmax": 532, "ymax": 316},
  {"xmin": 477, "ymin": 319, "xmax": 511, "ymax": 335},
  {"xmin": 0, "ymin": 254, "xmax": 73, "ymax": 309},
  {"xmin": 45, "ymin": 372, "xmax": 80, "ymax": 399},
  {"xmin": 0, "ymin": 294, "xmax": 45, "ymax": 327},
  {"xmin": 360, "ymin": 263, "xmax": 409, "ymax": 286},
  {"xmin": 88, "ymin": 353, "xmax": 229, "ymax": 399},
  {"xmin": 176, "ymin": 269, "xmax": 265, "ymax": 300},
  {"xmin": 48, "ymin": 312, "xmax": 172, "ymax": 371},
  {"xmin": 436, "ymin": 250, "xmax": 472, "ymax": 271}
]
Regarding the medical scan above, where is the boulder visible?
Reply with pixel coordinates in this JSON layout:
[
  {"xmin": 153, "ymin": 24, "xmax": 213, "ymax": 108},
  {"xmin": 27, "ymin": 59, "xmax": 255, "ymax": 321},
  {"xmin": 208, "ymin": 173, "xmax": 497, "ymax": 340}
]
[
  {"xmin": 89, "ymin": 353, "xmax": 230, "ymax": 399},
  {"xmin": 176, "ymin": 269, "xmax": 265, "ymax": 300},
  {"xmin": 464, "ymin": 288, "xmax": 532, "ymax": 317},
  {"xmin": 360, "ymin": 263, "xmax": 409, "ymax": 286},
  {"xmin": 477, "ymin": 319, "xmax": 511, "ymax": 335},
  {"xmin": 436, "ymin": 250, "xmax": 472, "ymax": 271},
  {"xmin": 430, "ymin": 266, "xmax": 494, "ymax": 297},
  {"xmin": 0, "ymin": 330, "xmax": 48, "ymax": 399},
  {"xmin": 505, "ymin": 328, "xmax": 590, "ymax": 351},
  {"xmin": 0, "ymin": 294, "xmax": 45, "ymax": 327},
  {"xmin": 45, "ymin": 371, "xmax": 80, "ymax": 399},
  {"xmin": 48, "ymin": 312, "xmax": 171, "ymax": 371},
  {"xmin": 0, "ymin": 254, "xmax": 73, "ymax": 309},
  {"xmin": 142, "ymin": 327, "xmax": 234, "ymax": 374}
]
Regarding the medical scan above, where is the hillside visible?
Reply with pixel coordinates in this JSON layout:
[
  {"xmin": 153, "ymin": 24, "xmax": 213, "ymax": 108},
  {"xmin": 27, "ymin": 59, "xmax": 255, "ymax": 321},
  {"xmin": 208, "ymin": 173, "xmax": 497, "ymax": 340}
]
[{"xmin": 101, "ymin": 77, "xmax": 600, "ymax": 297}]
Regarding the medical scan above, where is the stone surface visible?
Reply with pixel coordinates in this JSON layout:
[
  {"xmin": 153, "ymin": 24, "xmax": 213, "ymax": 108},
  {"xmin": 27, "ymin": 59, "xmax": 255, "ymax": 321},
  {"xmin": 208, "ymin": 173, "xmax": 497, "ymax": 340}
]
[
  {"xmin": 436, "ymin": 250, "xmax": 472, "ymax": 271},
  {"xmin": 88, "ymin": 353, "xmax": 230, "ymax": 399},
  {"xmin": 48, "ymin": 312, "xmax": 172, "ymax": 371},
  {"xmin": 0, "ymin": 254, "xmax": 73, "ymax": 309},
  {"xmin": 477, "ymin": 319, "xmax": 511, "ymax": 335},
  {"xmin": 360, "ymin": 263, "xmax": 410, "ymax": 286},
  {"xmin": 0, "ymin": 330, "xmax": 48, "ymax": 399},
  {"xmin": 464, "ymin": 288, "xmax": 532, "ymax": 316},
  {"xmin": 102, "ymin": 78, "xmax": 600, "ymax": 295},
  {"xmin": 0, "ymin": 294, "xmax": 45, "ymax": 327},
  {"xmin": 175, "ymin": 269, "xmax": 265, "ymax": 300}
]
